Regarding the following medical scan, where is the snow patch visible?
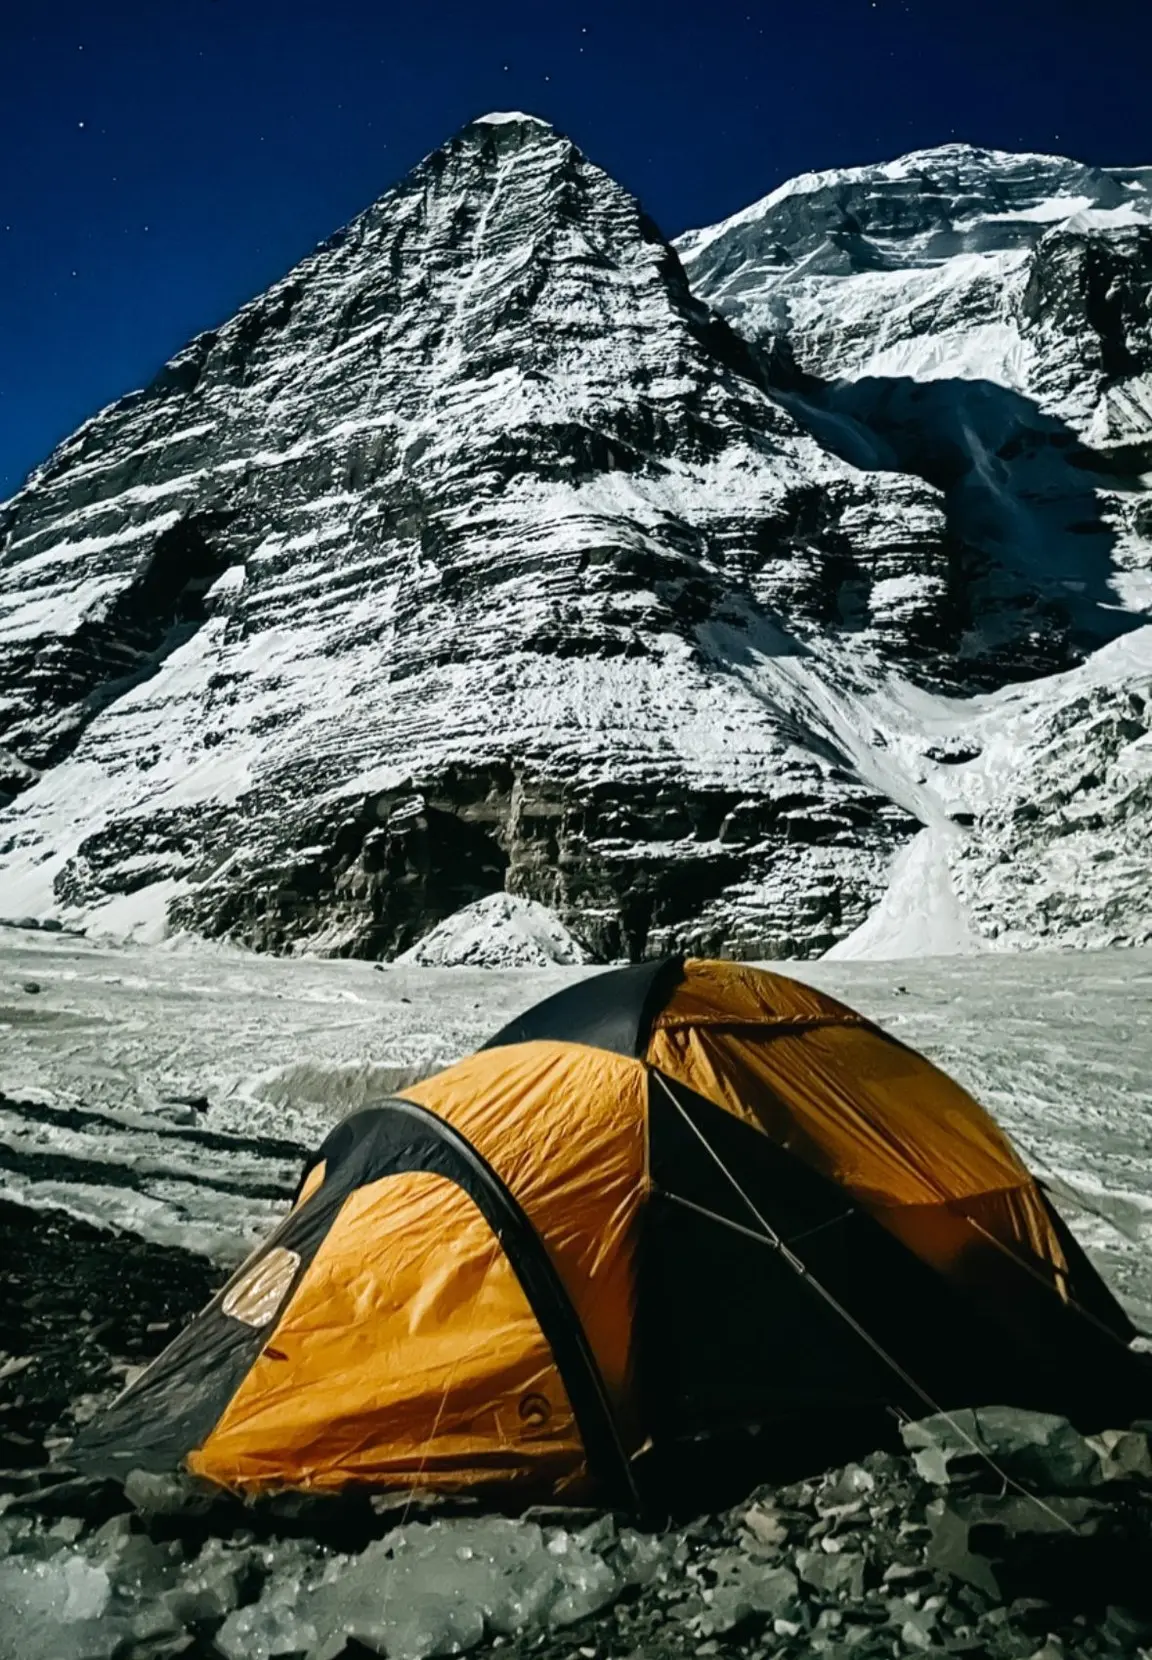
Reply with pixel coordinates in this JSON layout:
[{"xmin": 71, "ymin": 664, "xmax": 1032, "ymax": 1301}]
[
  {"xmin": 825, "ymin": 826, "xmax": 985, "ymax": 961},
  {"xmin": 82, "ymin": 879, "xmax": 187, "ymax": 946},
  {"xmin": 397, "ymin": 893, "xmax": 591, "ymax": 968},
  {"xmin": 473, "ymin": 111, "xmax": 550, "ymax": 128}
]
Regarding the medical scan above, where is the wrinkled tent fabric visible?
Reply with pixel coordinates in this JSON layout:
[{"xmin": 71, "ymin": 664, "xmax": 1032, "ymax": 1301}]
[
  {"xmin": 191, "ymin": 1045, "xmax": 646, "ymax": 1498},
  {"xmin": 73, "ymin": 957, "xmax": 1150, "ymax": 1504},
  {"xmin": 646, "ymin": 962, "xmax": 1080, "ymax": 1314}
]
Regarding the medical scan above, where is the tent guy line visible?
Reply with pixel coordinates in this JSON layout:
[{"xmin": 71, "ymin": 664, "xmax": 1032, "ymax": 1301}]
[
  {"xmin": 650, "ymin": 1068, "xmax": 1078, "ymax": 1534},
  {"xmin": 66, "ymin": 957, "xmax": 1152, "ymax": 1514}
]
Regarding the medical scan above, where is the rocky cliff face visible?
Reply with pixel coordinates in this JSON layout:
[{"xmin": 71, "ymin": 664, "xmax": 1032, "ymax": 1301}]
[
  {"xmin": 1, "ymin": 124, "xmax": 1150, "ymax": 960},
  {"xmin": 679, "ymin": 146, "xmax": 1152, "ymax": 682},
  {"xmin": 678, "ymin": 145, "xmax": 1152, "ymax": 956}
]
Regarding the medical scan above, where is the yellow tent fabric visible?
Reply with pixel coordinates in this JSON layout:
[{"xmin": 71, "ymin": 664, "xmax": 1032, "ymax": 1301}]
[
  {"xmin": 191, "ymin": 1170, "xmax": 585, "ymax": 1493},
  {"xmin": 191, "ymin": 1042, "xmax": 646, "ymax": 1495},
  {"xmin": 647, "ymin": 960, "xmax": 1071, "ymax": 1304}
]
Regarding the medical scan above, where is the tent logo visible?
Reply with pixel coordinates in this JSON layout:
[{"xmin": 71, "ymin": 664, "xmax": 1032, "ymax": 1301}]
[
  {"xmin": 518, "ymin": 1393, "xmax": 552, "ymax": 1430},
  {"xmin": 221, "ymin": 1247, "xmax": 301, "ymax": 1328}
]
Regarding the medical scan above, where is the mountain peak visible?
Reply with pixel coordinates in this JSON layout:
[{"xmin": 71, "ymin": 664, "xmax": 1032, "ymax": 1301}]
[
  {"xmin": 883, "ymin": 140, "xmax": 1073, "ymax": 170},
  {"xmin": 675, "ymin": 142, "xmax": 1097, "ymax": 259},
  {"xmin": 675, "ymin": 137, "xmax": 1149, "ymax": 278},
  {"xmin": 2, "ymin": 129, "xmax": 1149, "ymax": 966},
  {"xmin": 470, "ymin": 110, "xmax": 553, "ymax": 130}
]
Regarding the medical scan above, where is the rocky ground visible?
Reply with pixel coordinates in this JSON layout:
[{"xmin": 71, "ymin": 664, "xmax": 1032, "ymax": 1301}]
[
  {"xmin": 0, "ymin": 1196, "xmax": 219, "ymax": 1478},
  {"xmin": 4, "ymin": 1150, "xmax": 1152, "ymax": 1660},
  {"xmin": 5, "ymin": 1276, "xmax": 1152, "ymax": 1660},
  {"xmin": 4, "ymin": 935, "xmax": 1152, "ymax": 1657}
]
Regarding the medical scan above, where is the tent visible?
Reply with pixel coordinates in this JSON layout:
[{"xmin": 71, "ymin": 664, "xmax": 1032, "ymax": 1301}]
[{"xmin": 74, "ymin": 957, "xmax": 1151, "ymax": 1508}]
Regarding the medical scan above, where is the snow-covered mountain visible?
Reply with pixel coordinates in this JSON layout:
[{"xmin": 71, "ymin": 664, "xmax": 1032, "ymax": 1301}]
[
  {"xmin": 681, "ymin": 146, "xmax": 1152, "ymax": 640},
  {"xmin": 677, "ymin": 144, "xmax": 1152, "ymax": 443},
  {"xmin": 679, "ymin": 143, "xmax": 1152, "ymax": 954},
  {"xmin": 1, "ymin": 123, "xmax": 1150, "ymax": 960}
]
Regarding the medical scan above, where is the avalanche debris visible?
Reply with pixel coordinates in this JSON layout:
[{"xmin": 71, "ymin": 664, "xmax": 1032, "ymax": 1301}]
[{"xmin": 395, "ymin": 893, "xmax": 590, "ymax": 968}]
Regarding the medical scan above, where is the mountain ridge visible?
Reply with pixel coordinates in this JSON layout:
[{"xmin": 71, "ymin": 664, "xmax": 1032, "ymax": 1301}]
[{"xmin": 1, "ymin": 120, "xmax": 1149, "ymax": 962}]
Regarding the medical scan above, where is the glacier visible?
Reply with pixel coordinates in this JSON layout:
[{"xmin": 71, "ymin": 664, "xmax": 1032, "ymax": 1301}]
[{"xmin": 3, "ymin": 926, "xmax": 1151, "ymax": 1331}]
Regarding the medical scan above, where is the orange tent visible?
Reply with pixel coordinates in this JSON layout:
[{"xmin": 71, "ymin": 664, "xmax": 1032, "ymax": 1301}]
[{"xmin": 74, "ymin": 957, "xmax": 1150, "ymax": 1507}]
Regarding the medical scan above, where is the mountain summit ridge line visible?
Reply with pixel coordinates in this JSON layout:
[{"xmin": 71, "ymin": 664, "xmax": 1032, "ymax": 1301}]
[{"xmin": 1, "ymin": 117, "xmax": 1149, "ymax": 962}]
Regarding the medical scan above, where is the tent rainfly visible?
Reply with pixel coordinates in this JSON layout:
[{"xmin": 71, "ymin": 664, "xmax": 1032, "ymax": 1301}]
[{"xmin": 73, "ymin": 957, "xmax": 1152, "ymax": 1509}]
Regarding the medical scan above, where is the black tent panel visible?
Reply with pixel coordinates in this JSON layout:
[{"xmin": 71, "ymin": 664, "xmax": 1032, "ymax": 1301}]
[
  {"xmin": 482, "ymin": 955, "xmax": 684, "ymax": 1058},
  {"xmin": 641, "ymin": 1073, "xmax": 1152, "ymax": 1446},
  {"xmin": 71, "ymin": 1166, "xmax": 343, "ymax": 1477},
  {"xmin": 74, "ymin": 1099, "xmax": 639, "ymax": 1509},
  {"xmin": 640, "ymin": 1072, "xmax": 987, "ymax": 1437}
]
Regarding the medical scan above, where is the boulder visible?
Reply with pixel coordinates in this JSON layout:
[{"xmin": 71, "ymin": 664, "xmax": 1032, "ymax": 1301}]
[
  {"xmin": 795, "ymin": 1545, "xmax": 867, "ymax": 1600},
  {"xmin": 902, "ymin": 1407, "xmax": 1103, "ymax": 1493},
  {"xmin": 1086, "ymin": 1428, "xmax": 1152, "ymax": 1485}
]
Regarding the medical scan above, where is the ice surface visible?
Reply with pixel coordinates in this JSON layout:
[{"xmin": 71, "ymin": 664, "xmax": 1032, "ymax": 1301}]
[
  {"xmin": 0, "ymin": 1525, "xmax": 257, "ymax": 1660},
  {"xmin": 215, "ymin": 1515, "xmax": 667, "ymax": 1660},
  {"xmin": 0, "ymin": 1513, "xmax": 669, "ymax": 1660},
  {"xmin": 2, "ymin": 929, "xmax": 1151, "ymax": 1332},
  {"xmin": 0, "ymin": 1551, "xmax": 110, "ymax": 1635},
  {"xmin": 0, "ymin": 1553, "xmax": 125, "ymax": 1660}
]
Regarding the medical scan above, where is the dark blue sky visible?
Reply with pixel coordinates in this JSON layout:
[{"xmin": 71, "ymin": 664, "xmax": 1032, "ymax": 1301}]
[{"xmin": 2, "ymin": 0, "xmax": 1150, "ymax": 498}]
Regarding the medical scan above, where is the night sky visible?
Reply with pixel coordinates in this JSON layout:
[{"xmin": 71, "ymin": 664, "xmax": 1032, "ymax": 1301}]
[{"xmin": 3, "ymin": 0, "xmax": 1150, "ymax": 498}]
